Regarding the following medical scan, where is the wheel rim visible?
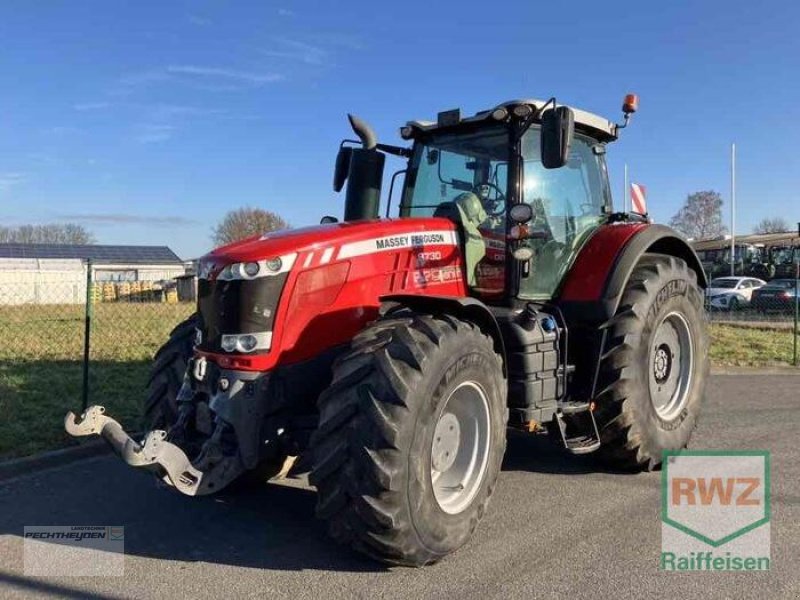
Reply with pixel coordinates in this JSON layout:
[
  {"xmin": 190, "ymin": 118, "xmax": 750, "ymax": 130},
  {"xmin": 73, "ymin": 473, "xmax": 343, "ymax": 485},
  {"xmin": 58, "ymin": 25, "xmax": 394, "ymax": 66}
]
[
  {"xmin": 649, "ymin": 311, "xmax": 694, "ymax": 421},
  {"xmin": 430, "ymin": 381, "xmax": 491, "ymax": 515}
]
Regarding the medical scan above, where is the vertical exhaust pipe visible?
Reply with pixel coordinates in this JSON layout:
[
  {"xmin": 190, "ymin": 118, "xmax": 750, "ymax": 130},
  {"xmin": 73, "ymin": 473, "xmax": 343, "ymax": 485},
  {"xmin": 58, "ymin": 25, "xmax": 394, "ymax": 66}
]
[{"xmin": 336, "ymin": 114, "xmax": 385, "ymax": 222}]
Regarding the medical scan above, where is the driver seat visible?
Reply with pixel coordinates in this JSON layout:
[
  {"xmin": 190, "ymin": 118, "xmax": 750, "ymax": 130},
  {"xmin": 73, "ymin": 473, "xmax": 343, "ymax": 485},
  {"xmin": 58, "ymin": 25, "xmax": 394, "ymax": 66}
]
[{"xmin": 433, "ymin": 193, "xmax": 487, "ymax": 286}]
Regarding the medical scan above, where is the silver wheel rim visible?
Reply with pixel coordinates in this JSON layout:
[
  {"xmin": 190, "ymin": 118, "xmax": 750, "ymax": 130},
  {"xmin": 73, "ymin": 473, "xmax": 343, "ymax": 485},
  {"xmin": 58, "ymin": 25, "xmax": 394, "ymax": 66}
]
[
  {"xmin": 649, "ymin": 311, "xmax": 694, "ymax": 421},
  {"xmin": 430, "ymin": 381, "xmax": 491, "ymax": 515}
]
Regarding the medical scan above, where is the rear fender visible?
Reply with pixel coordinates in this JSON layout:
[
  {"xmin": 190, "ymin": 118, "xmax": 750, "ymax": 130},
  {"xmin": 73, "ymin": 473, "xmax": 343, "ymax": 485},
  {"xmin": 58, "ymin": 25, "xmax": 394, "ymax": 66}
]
[
  {"xmin": 380, "ymin": 294, "xmax": 506, "ymax": 376},
  {"xmin": 558, "ymin": 224, "xmax": 706, "ymax": 325}
]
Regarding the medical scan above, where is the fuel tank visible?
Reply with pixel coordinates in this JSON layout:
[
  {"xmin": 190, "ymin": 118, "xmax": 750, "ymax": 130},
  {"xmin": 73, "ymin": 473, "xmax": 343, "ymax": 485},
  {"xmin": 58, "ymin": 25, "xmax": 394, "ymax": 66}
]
[{"xmin": 195, "ymin": 218, "xmax": 468, "ymax": 371}]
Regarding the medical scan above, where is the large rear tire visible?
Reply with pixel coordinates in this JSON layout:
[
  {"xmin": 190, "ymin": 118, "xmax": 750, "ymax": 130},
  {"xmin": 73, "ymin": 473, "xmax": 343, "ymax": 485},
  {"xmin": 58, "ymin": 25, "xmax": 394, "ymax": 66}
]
[
  {"xmin": 144, "ymin": 315, "xmax": 198, "ymax": 430},
  {"xmin": 595, "ymin": 254, "xmax": 708, "ymax": 471},
  {"xmin": 310, "ymin": 310, "xmax": 506, "ymax": 566}
]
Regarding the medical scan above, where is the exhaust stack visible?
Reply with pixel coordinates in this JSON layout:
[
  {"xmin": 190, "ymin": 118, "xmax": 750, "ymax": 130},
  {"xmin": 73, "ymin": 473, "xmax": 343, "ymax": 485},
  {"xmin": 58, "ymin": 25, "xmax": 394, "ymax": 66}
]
[{"xmin": 335, "ymin": 114, "xmax": 385, "ymax": 222}]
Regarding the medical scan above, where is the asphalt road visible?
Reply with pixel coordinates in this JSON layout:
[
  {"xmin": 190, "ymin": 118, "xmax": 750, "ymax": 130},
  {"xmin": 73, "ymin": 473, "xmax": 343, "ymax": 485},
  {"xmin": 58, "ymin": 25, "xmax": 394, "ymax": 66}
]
[{"xmin": 1, "ymin": 374, "xmax": 798, "ymax": 599}]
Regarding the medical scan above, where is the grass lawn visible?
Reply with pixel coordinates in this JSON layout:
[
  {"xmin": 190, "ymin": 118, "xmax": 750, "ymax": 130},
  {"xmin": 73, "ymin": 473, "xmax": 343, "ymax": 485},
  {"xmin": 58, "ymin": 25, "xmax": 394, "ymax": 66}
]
[
  {"xmin": 0, "ymin": 303, "xmax": 194, "ymax": 459},
  {"xmin": 0, "ymin": 304, "xmax": 797, "ymax": 460},
  {"xmin": 709, "ymin": 323, "xmax": 799, "ymax": 367}
]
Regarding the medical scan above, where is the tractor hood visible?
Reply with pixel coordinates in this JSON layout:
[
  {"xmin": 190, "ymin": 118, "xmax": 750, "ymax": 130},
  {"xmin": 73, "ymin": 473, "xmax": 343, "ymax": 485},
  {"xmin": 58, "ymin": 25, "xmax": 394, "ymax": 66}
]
[{"xmin": 201, "ymin": 218, "xmax": 460, "ymax": 269}]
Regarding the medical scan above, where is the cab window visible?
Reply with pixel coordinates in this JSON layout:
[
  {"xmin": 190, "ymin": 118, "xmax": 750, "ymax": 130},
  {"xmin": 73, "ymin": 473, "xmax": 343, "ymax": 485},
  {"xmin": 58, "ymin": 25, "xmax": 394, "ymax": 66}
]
[{"xmin": 518, "ymin": 129, "xmax": 610, "ymax": 299}]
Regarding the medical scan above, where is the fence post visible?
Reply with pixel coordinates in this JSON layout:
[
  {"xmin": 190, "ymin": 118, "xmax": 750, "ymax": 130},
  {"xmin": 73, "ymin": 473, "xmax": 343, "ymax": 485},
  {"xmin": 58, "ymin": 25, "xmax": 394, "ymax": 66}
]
[
  {"xmin": 794, "ymin": 265, "xmax": 799, "ymax": 367},
  {"xmin": 81, "ymin": 260, "xmax": 93, "ymax": 411}
]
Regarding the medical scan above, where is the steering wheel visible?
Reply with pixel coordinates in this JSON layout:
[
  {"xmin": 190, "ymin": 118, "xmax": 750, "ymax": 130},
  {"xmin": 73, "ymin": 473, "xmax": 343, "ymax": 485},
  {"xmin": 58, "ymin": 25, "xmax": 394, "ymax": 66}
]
[{"xmin": 473, "ymin": 183, "xmax": 506, "ymax": 217}]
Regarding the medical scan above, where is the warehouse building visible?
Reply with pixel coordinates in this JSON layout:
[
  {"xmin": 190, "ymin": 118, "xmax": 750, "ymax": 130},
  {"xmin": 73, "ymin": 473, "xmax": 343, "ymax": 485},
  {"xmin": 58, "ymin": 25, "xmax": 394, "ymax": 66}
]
[{"xmin": 0, "ymin": 243, "xmax": 184, "ymax": 305}]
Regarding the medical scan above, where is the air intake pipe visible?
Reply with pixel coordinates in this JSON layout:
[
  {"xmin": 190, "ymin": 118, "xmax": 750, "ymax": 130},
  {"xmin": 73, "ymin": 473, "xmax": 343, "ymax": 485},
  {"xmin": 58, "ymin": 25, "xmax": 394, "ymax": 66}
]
[{"xmin": 335, "ymin": 114, "xmax": 385, "ymax": 222}]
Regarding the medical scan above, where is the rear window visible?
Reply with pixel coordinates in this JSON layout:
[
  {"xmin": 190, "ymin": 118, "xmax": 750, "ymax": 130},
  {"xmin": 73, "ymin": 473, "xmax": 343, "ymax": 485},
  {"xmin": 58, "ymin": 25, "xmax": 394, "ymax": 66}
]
[
  {"xmin": 768, "ymin": 280, "xmax": 796, "ymax": 289},
  {"xmin": 709, "ymin": 278, "xmax": 738, "ymax": 289}
]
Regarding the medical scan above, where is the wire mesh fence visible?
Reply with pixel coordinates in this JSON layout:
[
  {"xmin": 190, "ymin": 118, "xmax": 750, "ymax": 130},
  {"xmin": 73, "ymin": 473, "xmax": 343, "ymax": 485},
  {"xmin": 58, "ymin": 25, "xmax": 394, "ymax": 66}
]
[
  {"xmin": 704, "ymin": 272, "xmax": 800, "ymax": 368},
  {"xmin": 0, "ymin": 262, "xmax": 194, "ymax": 459},
  {"xmin": 1, "ymin": 256, "xmax": 798, "ymax": 460}
]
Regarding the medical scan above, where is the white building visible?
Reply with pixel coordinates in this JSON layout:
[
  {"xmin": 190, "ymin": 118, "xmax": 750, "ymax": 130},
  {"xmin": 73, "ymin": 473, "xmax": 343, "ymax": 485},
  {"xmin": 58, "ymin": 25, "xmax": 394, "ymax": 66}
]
[{"xmin": 0, "ymin": 244, "xmax": 185, "ymax": 305}]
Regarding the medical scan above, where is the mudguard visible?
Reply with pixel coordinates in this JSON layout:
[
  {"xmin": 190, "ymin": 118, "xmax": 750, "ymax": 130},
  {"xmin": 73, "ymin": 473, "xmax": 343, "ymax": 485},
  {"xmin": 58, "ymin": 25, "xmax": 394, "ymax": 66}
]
[
  {"xmin": 380, "ymin": 294, "xmax": 507, "ymax": 375},
  {"xmin": 558, "ymin": 223, "xmax": 706, "ymax": 325}
]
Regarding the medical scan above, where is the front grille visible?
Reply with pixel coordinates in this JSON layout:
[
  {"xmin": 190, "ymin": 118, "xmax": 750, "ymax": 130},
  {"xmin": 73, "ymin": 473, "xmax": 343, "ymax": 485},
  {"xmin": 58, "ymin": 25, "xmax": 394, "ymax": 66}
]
[{"xmin": 197, "ymin": 273, "xmax": 289, "ymax": 354}]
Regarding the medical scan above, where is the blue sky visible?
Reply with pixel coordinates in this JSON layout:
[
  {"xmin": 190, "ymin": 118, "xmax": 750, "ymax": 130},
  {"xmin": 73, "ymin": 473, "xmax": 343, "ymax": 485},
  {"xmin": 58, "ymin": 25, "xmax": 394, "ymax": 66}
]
[{"xmin": 1, "ymin": 0, "xmax": 798, "ymax": 259}]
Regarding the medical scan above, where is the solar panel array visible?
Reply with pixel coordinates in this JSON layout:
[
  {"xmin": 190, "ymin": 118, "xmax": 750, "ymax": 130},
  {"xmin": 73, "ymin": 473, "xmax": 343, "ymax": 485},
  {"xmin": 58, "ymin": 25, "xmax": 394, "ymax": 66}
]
[{"xmin": 0, "ymin": 243, "xmax": 182, "ymax": 264}]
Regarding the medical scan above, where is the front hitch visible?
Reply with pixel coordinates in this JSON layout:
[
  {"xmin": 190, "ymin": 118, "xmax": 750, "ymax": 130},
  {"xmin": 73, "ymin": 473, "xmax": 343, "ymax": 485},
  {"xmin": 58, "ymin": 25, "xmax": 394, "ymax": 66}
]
[{"xmin": 64, "ymin": 405, "xmax": 241, "ymax": 496}]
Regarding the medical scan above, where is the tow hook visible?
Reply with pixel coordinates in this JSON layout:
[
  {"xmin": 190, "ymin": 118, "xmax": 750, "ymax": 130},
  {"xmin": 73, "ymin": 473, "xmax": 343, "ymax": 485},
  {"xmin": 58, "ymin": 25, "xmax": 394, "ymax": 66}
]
[{"xmin": 64, "ymin": 405, "xmax": 233, "ymax": 496}]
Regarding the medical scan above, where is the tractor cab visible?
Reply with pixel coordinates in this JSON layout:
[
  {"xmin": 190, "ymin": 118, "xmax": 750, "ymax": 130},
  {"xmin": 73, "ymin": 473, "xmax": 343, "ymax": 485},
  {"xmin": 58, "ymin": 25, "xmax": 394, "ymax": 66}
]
[{"xmin": 336, "ymin": 97, "xmax": 630, "ymax": 306}]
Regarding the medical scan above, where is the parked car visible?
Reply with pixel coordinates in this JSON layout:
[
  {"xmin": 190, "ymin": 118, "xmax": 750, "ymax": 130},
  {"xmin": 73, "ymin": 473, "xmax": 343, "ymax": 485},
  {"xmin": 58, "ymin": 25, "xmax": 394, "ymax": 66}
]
[
  {"xmin": 751, "ymin": 279, "xmax": 800, "ymax": 313},
  {"xmin": 705, "ymin": 276, "xmax": 766, "ymax": 311}
]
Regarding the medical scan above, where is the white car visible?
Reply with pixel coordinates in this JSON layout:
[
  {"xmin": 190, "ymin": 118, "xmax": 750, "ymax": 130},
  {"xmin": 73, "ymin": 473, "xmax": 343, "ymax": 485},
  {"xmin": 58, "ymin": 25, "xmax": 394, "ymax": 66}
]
[{"xmin": 706, "ymin": 277, "xmax": 766, "ymax": 310}]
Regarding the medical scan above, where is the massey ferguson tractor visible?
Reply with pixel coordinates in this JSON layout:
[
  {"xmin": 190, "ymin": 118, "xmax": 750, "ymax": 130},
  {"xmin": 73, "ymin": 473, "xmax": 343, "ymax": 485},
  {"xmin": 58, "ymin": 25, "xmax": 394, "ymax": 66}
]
[{"xmin": 66, "ymin": 94, "xmax": 708, "ymax": 566}]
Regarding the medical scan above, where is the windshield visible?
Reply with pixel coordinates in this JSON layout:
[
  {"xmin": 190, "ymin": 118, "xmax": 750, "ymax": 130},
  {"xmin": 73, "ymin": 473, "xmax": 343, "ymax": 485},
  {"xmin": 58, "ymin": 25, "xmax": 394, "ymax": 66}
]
[
  {"xmin": 400, "ymin": 125, "xmax": 509, "ymax": 224},
  {"xmin": 400, "ymin": 125, "xmax": 510, "ymax": 298},
  {"xmin": 709, "ymin": 278, "xmax": 739, "ymax": 289},
  {"xmin": 771, "ymin": 247, "xmax": 798, "ymax": 264}
]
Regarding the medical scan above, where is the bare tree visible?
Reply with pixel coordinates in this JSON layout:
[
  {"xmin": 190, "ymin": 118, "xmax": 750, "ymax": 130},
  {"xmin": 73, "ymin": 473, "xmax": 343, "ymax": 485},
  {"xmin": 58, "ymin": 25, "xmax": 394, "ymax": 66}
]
[
  {"xmin": 668, "ymin": 191, "xmax": 727, "ymax": 240},
  {"xmin": 212, "ymin": 207, "xmax": 290, "ymax": 245},
  {"xmin": 753, "ymin": 217, "xmax": 791, "ymax": 234},
  {"xmin": 0, "ymin": 223, "xmax": 95, "ymax": 244}
]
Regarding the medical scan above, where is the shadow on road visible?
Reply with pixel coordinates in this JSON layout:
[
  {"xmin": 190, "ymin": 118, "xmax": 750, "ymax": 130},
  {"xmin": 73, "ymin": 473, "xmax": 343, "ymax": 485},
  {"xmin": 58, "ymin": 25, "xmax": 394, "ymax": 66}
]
[
  {"xmin": 502, "ymin": 429, "xmax": 640, "ymax": 475},
  {"xmin": 124, "ymin": 481, "xmax": 387, "ymax": 573}
]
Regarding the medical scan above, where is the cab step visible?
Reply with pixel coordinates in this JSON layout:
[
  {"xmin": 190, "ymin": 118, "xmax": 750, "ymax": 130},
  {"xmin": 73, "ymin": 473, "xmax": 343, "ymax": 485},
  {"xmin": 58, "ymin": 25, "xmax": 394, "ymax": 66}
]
[{"xmin": 555, "ymin": 401, "xmax": 601, "ymax": 454}]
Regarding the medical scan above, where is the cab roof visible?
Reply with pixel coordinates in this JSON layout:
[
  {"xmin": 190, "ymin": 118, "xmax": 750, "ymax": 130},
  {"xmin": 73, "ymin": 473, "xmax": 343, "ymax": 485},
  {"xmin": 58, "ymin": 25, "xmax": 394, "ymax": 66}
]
[{"xmin": 406, "ymin": 98, "xmax": 618, "ymax": 143}]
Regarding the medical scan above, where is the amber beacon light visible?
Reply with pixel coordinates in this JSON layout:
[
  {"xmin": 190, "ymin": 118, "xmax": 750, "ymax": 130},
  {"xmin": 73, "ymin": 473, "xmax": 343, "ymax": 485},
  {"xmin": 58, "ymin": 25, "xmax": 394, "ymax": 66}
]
[{"xmin": 622, "ymin": 93, "xmax": 639, "ymax": 114}]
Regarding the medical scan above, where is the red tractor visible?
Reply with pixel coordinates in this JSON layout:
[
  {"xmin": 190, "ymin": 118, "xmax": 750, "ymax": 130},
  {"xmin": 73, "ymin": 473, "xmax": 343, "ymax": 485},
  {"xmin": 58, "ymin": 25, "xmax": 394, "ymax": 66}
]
[{"xmin": 67, "ymin": 95, "xmax": 708, "ymax": 566}]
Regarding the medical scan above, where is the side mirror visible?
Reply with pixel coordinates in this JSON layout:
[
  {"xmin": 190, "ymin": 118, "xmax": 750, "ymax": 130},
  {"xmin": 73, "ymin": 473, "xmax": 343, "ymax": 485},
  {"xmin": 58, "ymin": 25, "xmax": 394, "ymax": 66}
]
[
  {"xmin": 333, "ymin": 147, "xmax": 353, "ymax": 192},
  {"xmin": 320, "ymin": 215, "xmax": 339, "ymax": 224},
  {"xmin": 541, "ymin": 106, "xmax": 575, "ymax": 169}
]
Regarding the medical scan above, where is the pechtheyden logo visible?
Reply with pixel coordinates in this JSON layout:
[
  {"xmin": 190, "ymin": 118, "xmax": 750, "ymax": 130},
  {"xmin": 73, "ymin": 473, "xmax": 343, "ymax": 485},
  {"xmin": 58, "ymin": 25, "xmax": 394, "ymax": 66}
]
[
  {"xmin": 24, "ymin": 526, "xmax": 125, "ymax": 576},
  {"xmin": 661, "ymin": 451, "xmax": 770, "ymax": 571}
]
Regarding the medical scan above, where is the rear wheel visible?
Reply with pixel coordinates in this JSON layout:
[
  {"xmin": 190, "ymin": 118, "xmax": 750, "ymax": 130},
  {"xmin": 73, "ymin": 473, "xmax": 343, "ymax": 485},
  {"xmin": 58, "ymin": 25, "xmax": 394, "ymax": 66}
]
[
  {"xmin": 310, "ymin": 309, "xmax": 506, "ymax": 566},
  {"xmin": 595, "ymin": 254, "xmax": 708, "ymax": 470}
]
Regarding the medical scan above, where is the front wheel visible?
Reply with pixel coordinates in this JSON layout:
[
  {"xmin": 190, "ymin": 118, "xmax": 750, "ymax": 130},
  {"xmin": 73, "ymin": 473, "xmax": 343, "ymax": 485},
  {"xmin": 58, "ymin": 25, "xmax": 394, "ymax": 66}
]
[
  {"xmin": 595, "ymin": 254, "xmax": 708, "ymax": 470},
  {"xmin": 310, "ymin": 310, "xmax": 506, "ymax": 566}
]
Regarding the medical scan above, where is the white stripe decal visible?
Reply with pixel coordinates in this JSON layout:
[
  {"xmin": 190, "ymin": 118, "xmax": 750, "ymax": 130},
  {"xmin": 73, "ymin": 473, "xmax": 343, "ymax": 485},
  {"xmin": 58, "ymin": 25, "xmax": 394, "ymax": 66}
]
[
  {"xmin": 303, "ymin": 252, "xmax": 314, "ymax": 268},
  {"xmin": 320, "ymin": 247, "xmax": 335, "ymax": 264},
  {"xmin": 338, "ymin": 230, "xmax": 458, "ymax": 260}
]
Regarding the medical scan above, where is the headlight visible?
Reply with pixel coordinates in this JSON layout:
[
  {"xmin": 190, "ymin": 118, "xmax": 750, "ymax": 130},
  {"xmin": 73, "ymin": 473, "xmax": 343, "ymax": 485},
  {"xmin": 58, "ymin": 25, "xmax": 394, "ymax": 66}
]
[
  {"xmin": 237, "ymin": 334, "xmax": 258, "ymax": 352},
  {"xmin": 219, "ymin": 332, "xmax": 273, "ymax": 353},
  {"xmin": 221, "ymin": 335, "xmax": 238, "ymax": 352},
  {"xmin": 264, "ymin": 257, "xmax": 283, "ymax": 273},
  {"xmin": 216, "ymin": 254, "xmax": 296, "ymax": 281},
  {"xmin": 244, "ymin": 262, "xmax": 260, "ymax": 277}
]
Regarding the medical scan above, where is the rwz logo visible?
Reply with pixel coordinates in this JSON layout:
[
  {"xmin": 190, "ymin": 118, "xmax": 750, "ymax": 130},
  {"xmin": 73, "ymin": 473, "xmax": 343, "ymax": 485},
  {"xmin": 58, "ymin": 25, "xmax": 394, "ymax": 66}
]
[
  {"xmin": 671, "ymin": 477, "xmax": 761, "ymax": 507},
  {"xmin": 661, "ymin": 450, "xmax": 770, "ymax": 570}
]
